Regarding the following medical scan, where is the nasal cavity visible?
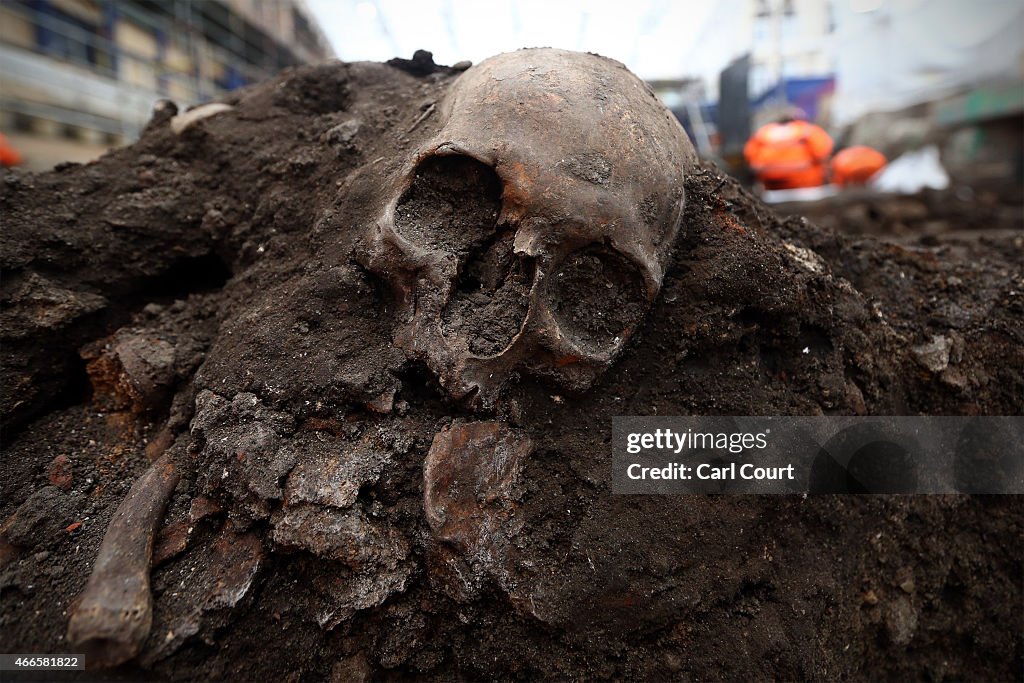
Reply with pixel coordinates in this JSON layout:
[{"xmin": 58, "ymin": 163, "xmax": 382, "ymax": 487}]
[
  {"xmin": 393, "ymin": 155, "xmax": 502, "ymax": 256},
  {"xmin": 441, "ymin": 230, "xmax": 534, "ymax": 357},
  {"xmin": 543, "ymin": 245, "xmax": 648, "ymax": 355}
]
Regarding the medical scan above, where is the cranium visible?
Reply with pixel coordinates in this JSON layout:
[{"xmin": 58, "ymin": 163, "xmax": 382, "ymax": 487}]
[{"xmin": 360, "ymin": 48, "xmax": 696, "ymax": 401}]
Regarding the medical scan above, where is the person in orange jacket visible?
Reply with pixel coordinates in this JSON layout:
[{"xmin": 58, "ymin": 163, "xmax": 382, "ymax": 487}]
[
  {"xmin": 743, "ymin": 117, "xmax": 833, "ymax": 190},
  {"xmin": 0, "ymin": 133, "xmax": 23, "ymax": 167},
  {"xmin": 831, "ymin": 145, "xmax": 887, "ymax": 186}
]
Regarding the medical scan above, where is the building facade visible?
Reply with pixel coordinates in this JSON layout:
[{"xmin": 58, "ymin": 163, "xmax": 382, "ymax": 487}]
[{"xmin": 0, "ymin": 0, "xmax": 333, "ymax": 169}]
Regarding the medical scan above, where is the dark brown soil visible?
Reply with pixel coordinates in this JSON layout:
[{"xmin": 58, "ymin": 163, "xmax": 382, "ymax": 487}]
[
  {"xmin": 1, "ymin": 55, "xmax": 1022, "ymax": 682},
  {"xmin": 773, "ymin": 183, "xmax": 1024, "ymax": 240}
]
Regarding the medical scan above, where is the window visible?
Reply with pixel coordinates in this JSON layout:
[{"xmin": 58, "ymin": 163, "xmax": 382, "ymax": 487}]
[
  {"xmin": 59, "ymin": 123, "xmax": 83, "ymax": 141},
  {"xmin": 28, "ymin": 0, "xmax": 102, "ymax": 68}
]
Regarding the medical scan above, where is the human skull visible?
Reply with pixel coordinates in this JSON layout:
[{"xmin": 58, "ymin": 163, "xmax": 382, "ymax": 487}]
[{"xmin": 359, "ymin": 48, "xmax": 696, "ymax": 402}]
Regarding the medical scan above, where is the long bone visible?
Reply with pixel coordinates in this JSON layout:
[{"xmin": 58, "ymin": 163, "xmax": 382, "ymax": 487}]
[{"xmin": 67, "ymin": 452, "xmax": 179, "ymax": 668}]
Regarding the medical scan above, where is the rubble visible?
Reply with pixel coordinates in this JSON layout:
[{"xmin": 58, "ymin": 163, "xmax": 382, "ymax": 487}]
[
  {"xmin": 911, "ymin": 334, "xmax": 953, "ymax": 373},
  {"xmin": 5, "ymin": 487, "xmax": 75, "ymax": 548},
  {"xmin": 82, "ymin": 330, "xmax": 179, "ymax": 414},
  {"xmin": 143, "ymin": 528, "xmax": 263, "ymax": 664},
  {"xmin": 47, "ymin": 454, "xmax": 73, "ymax": 491},
  {"xmin": 423, "ymin": 420, "xmax": 531, "ymax": 600}
]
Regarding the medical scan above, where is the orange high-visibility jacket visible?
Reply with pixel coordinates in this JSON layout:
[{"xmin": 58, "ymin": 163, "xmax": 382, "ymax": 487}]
[
  {"xmin": 0, "ymin": 133, "xmax": 22, "ymax": 167},
  {"xmin": 831, "ymin": 145, "xmax": 887, "ymax": 186},
  {"xmin": 744, "ymin": 121, "xmax": 833, "ymax": 189}
]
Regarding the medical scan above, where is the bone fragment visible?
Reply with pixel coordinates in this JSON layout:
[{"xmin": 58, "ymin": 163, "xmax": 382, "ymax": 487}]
[
  {"xmin": 422, "ymin": 420, "xmax": 531, "ymax": 601},
  {"xmin": 170, "ymin": 103, "xmax": 233, "ymax": 134},
  {"xmin": 67, "ymin": 452, "xmax": 179, "ymax": 668}
]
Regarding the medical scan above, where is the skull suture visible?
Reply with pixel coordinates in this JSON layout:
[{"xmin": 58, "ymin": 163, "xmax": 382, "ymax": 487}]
[{"xmin": 360, "ymin": 48, "xmax": 696, "ymax": 401}]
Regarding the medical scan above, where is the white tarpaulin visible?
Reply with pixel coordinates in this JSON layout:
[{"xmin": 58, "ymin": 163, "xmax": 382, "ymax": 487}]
[
  {"xmin": 871, "ymin": 145, "xmax": 950, "ymax": 193},
  {"xmin": 832, "ymin": 0, "xmax": 1024, "ymax": 126}
]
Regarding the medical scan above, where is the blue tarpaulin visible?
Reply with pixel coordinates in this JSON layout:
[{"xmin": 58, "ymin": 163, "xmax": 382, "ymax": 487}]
[{"xmin": 751, "ymin": 77, "xmax": 836, "ymax": 122}]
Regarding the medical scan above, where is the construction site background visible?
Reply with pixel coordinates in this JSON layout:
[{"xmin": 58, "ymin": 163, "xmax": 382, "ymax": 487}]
[
  {"xmin": 0, "ymin": 0, "xmax": 332, "ymax": 170},
  {"xmin": 1, "ymin": 0, "xmax": 1021, "ymax": 190}
]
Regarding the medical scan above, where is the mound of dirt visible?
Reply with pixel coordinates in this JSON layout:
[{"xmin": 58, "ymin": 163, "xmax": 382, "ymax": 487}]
[
  {"xmin": 773, "ymin": 182, "xmax": 1023, "ymax": 240},
  {"xmin": 1, "ymin": 54, "xmax": 1021, "ymax": 681}
]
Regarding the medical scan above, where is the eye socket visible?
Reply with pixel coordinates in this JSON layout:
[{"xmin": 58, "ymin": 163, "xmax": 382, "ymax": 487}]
[
  {"xmin": 543, "ymin": 245, "xmax": 648, "ymax": 355},
  {"xmin": 393, "ymin": 155, "xmax": 502, "ymax": 256}
]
